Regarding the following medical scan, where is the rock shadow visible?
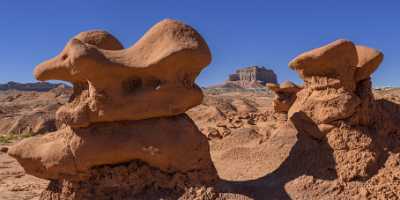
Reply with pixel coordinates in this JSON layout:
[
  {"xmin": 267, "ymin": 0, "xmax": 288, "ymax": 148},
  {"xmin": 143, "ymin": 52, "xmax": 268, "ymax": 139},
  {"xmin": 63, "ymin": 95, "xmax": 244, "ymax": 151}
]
[{"xmin": 214, "ymin": 112, "xmax": 337, "ymax": 200}]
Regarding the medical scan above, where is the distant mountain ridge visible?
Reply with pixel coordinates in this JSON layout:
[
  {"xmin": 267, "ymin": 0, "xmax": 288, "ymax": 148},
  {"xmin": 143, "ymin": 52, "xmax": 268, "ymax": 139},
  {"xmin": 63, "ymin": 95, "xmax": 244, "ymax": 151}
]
[{"xmin": 0, "ymin": 81, "xmax": 70, "ymax": 92}]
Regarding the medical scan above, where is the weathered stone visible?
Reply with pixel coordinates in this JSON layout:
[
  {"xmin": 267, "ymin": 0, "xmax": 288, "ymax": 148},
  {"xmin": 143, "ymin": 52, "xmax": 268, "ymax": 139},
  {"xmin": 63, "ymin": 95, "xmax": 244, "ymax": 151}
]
[
  {"xmin": 0, "ymin": 146, "xmax": 8, "ymax": 153},
  {"xmin": 8, "ymin": 114, "xmax": 215, "ymax": 180},
  {"xmin": 8, "ymin": 19, "xmax": 217, "ymax": 199},
  {"xmin": 355, "ymin": 45, "xmax": 384, "ymax": 82},
  {"xmin": 267, "ymin": 81, "xmax": 301, "ymax": 113},
  {"xmin": 34, "ymin": 19, "xmax": 210, "ymax": 127},
  {"xmin": 289, "ymin": 39, "xmax": 358, "ymax": 91},
  {"xmin": 74, "ymin": 30, "xmax": 124, "ymax": 50},
  {"xmin": 228, "ymin": 73, "xmax": 240, "ymax": 81},
  {"xmin": 287, "ymin": 39, "xmax": 384, "ymax": 181}
]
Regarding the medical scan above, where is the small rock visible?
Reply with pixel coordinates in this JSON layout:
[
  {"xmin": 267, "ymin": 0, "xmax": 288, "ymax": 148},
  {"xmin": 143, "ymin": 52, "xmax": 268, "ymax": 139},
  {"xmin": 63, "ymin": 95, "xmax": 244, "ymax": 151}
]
[
  {"xmin": 206, "ymin": 127, "xmax": 222, "ymax": 139},
  {"xmin": 359, "ymin": 187, "xmax": 369, "ymax": 197},
  {"xmin": 0, "ymin": 146, "xmax": 8, "ymax": 153}
]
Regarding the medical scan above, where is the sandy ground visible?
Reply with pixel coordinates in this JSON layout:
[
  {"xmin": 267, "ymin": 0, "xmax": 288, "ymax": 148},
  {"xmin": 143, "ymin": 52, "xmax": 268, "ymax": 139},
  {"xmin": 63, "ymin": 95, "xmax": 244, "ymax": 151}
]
[
  {"xmin": 1, "ymin": 88, "xmax": 400, "ymax": 199},
  {"xmin": 0, "ymin": 144, "xmax": 48, "ymax": 200}
]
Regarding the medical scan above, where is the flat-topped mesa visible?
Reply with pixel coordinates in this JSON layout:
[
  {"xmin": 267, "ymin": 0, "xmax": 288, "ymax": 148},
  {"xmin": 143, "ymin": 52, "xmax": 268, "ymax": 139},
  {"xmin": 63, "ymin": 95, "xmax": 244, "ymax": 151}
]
[
  {"xmin": 226, "ymin": 66, "xmax": 278, "ymax": 89},
  {"xmin": 34, "ymin": 19, "xmax": 211, "ymax": 127},
  {"xmin": 267, "ymin": 81, "xmax": 301, "ymax": 113},
  {"xmin": 287, "ymin": 39, "xmax": 385, "ymax": 181}
]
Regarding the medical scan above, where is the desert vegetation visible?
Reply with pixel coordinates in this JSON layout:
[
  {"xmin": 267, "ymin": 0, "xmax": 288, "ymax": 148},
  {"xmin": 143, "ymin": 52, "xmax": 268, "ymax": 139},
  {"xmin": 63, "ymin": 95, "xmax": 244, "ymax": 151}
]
[{"xmin": 1, "ymin": 19, "xmax": 400, "ymax": 200}]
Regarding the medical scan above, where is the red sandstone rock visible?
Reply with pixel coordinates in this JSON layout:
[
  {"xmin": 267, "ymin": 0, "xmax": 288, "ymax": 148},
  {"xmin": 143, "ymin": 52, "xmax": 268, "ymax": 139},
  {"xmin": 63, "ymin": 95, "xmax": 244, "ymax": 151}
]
[
  {"xmin": 267, "ymin": 81, "xmax": 301, "ymax": 113},
  {"xmin": 34, "ymin": 19, "xmax": 210, "ymax": 127},
  {"xmin": 287, "ymin": 39, "xmax": 385, "ymax": 181},
  {"xmin": 8, "ymin": 19, "xmax": 217, "ymax": 199},
  {"xmin": 8, "ymin": 114, "xmax": 215, "ymax": 180}
]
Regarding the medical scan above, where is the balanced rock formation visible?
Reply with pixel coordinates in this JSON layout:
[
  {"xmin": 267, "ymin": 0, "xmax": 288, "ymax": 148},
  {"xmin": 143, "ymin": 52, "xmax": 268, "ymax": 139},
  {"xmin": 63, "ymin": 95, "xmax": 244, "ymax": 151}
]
[
  {"xmin": 33, "ymin": 19, "xmax": 209, "ymax": 128},
  {"xmin": 267, "ymin": 81, "xmax": 301, "ymax": 113},
  {"xmin": 8, "ymin": 19, "xmax": 217, "ymax": 199},
  {"xmin": 288, "ymin": 39, "xmax": 385, "ymax": 180}
]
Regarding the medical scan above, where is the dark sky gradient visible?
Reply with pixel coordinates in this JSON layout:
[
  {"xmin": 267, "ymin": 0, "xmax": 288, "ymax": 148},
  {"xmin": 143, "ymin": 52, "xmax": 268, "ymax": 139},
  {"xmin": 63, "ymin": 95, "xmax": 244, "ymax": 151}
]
[{"xmin": 1, "ymin": 0, "xmax": 399, "ymax": 87}]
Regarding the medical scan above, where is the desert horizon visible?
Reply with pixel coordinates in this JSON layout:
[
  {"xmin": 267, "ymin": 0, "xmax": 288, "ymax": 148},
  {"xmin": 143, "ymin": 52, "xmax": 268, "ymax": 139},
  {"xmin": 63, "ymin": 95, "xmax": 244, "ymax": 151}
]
[{"xmin": 1, "ymin": 1, "xmax": 400, "ymax": 200}]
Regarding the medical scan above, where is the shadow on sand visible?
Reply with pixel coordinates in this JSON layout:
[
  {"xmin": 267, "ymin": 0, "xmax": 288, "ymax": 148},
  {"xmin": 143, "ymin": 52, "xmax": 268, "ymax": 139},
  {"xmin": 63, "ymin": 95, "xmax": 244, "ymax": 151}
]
[
  {"xmin": 212, "ymin": 101, "xmax": 400, "ymax": 199},
  {"xmin": 213, "ymin": 112, "xmax": 337, "ymax": 199}
]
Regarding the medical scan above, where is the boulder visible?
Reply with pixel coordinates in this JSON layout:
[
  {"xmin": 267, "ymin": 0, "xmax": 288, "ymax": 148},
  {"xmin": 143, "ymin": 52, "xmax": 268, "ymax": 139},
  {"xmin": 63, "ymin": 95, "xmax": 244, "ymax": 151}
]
[
  {"xmin": 289, "ymin": 39, "xmax": 358, "ymax": 91},
  {"xmin": 355, "ymin": 45, "xmax": 384, "ymax": 82},
  {"xmin": 267, "ymin": 81, "xmax": 301, "ymax": 113},
  {"xmin": 8, "ymin": 19, "xmax": 217, "ymax": 199},
  {"xmin": 287, "ymin": 39, "xmax": 385, "ymax": 181},
  {"xmin": 74, "ymin": 30, "xmax": 124, "ymax": 50},
  {"xmin": 33, "ymin": 19, "xmax": 210, "ymax": 127},
  {"xmin": 8, "ymin": 114, "xmax": 215, "ymax": 180},
  {"xmin": 288, "ymin": 39, "xmax": 379, "ymax": 125}
]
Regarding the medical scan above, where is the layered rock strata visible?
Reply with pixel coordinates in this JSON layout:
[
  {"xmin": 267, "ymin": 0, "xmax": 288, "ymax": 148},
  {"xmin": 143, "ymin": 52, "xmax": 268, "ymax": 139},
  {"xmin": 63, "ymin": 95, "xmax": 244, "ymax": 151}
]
[
  {"xmin": 8, "ymin": 19, "xmax": 217, "ymax": 199},
  {"xmin": 287, "ymin": 39, "xmax": 386, "ymax": 180}
]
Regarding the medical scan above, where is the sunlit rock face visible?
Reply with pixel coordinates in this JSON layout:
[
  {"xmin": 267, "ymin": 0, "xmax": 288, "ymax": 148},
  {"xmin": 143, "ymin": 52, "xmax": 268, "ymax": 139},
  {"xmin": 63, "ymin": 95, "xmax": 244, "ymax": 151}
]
[
  {"xmin": 8, "ymin": 19, "xmax": 218, "ymax": 199},
  {"xmin": 267, "ymin": 81, "xmax": 302, "ymax": 114},
  {"xmin": 287, "ymin": 39, "xmax": 386, "ymax": 181}
]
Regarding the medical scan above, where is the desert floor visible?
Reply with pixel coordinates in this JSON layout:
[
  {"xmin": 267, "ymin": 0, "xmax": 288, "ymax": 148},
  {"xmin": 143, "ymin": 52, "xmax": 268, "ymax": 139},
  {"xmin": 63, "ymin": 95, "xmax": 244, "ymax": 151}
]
[{"xmin": 1, "ymin": 88, "xmax": 400, "ymax": 199}]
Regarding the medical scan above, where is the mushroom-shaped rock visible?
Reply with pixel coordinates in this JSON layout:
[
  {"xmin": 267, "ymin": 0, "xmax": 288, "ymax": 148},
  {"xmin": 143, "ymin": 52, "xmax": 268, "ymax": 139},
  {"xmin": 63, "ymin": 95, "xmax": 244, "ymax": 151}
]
[
  {"xmin": 9, "ymin": 19, "xmax": 217, "ymax": 199},
  {"xmin": 289, "ymin": 39, "xmax": 358, "ymax": 91},
  {"xmin": 34, "ymin": 19, "xmax": 211, "ymax": 127},
  {"xmin": 267, "ymin": 81, "xmax": 301, "ymax": 113},
  {"xmin": 288, "ymin": 39, "xmax": 362, "ymax": 124},
  {"xmin": 288, "ymin": 39, "xmax": 383, "ymax": 125},
  {"xmin": 355, "ymin": 45, "xmax": 383, "ymax": 82},
  {"xmin": 287, "ymin": 39, "xmax": 385, "ymax": 181}
]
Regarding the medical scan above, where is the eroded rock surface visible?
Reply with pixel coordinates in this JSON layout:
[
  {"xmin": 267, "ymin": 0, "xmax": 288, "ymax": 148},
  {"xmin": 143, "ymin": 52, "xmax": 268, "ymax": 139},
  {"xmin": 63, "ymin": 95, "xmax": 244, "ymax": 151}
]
[
  {"xmin": 287, "ymin": 39, "xmax": 395, "ymax": 181},
  {"xmin": 8, "ymin": 19, "xmax": 217, "ymax": 199},
  {"xmin": 267, "ymin": 81, "xmax": 301, "ymax": 113},
  {"xmin": 34, "ymin": 19, "xmax": 210, "ymax": 128},
  {"xmin": 9, "ymin": 115, "xmax": 214, "ymax": 181}
]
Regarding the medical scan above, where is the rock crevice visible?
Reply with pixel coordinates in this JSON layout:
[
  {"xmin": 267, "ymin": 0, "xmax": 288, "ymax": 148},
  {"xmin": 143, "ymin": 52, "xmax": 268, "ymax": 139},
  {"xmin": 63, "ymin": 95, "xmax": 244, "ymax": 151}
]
[{"xmin": 288, "ymin": 39, "xmax": 389, "ymax": 181}]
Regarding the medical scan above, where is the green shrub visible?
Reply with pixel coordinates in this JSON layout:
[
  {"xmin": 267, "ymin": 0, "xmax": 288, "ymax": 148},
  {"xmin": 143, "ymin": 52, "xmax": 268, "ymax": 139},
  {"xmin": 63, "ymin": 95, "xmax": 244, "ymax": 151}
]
[{"xmin": 0, "ymin": 133, "xmax": 33, "ymax": 144}]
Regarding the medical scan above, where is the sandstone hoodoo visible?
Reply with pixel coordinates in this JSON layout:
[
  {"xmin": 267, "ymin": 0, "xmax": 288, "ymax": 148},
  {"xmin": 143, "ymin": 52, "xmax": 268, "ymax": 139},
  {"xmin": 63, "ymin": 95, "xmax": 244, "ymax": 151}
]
[
  {"xmin": 227, "ymin": 65, "xmax": 277, "ymax": 88},
  {"xmin": 8, "ymin": 19, "xmax": 217, "ymax": 199},
  {"xmin": 286, "ymin": 39, "xmax": 394, "ymax": 181},
  {"xmin": 266, "ymin": 81, "xmax": 301, "ymax": 113}
]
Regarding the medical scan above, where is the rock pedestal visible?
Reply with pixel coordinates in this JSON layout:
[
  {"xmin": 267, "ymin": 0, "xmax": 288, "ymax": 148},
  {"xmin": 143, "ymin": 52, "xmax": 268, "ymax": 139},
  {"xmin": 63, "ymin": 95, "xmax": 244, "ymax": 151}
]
[
  {"xmin": 8, "ymin": 19, "xmax": 217, "ymax": 199},
  {"xmin": 267, "ymin": 81, "xmax": 301, "ymax": 113},
  {"xmin": 288, "ymin": 39, "xmax": 384, "ymax": 180}
]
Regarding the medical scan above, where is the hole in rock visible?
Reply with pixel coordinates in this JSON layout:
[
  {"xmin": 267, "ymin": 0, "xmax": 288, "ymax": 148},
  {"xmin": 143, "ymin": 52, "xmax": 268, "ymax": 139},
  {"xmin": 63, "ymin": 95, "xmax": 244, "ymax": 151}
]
[{"xmin": 122, "ymin": 78, "xmax": 143, "ymax": 94}]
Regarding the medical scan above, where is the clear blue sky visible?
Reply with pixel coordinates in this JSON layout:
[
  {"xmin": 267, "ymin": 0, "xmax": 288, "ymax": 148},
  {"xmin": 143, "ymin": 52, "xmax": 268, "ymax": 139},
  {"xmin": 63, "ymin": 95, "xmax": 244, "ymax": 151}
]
[{"xmin": 1, "ymin": 0, "xmax": 399, "ymax": 87}]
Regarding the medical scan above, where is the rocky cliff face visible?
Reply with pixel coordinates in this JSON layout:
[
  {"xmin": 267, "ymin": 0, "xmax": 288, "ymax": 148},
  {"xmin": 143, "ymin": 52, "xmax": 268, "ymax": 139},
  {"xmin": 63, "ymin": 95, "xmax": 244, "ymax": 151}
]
[
  {"xmin": 229, "ymin": 66, "xmax": 277, "ymax": 84},
  {"xmin": 207, "ymin": 66, "xmax": 278, "ymax": 90}
]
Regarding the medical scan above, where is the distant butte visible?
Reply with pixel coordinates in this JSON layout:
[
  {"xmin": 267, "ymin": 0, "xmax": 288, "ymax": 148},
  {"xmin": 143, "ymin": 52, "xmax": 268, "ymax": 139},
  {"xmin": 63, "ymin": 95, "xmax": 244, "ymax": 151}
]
[{"xmin": 207, "ymin": 65, "xmax": 278, "ymax": 90}]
